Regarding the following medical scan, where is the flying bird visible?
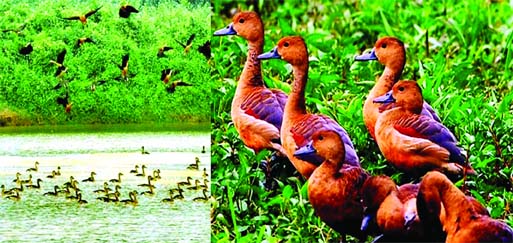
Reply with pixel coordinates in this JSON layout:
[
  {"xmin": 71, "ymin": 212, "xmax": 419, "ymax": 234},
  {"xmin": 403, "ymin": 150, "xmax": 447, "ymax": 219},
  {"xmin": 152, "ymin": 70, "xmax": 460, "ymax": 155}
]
[
  {"xmin": 118, "ymin": 54, "xmax": 129, "ymax": 81},
  {"xmin": 157, "ymin": 45, "xmax": 172, "ymax": 57},
  {"xmin": 62, "ymin": 6, "xmax": 102, "ymax": 25},
  {"xmin": 119, "ymin": 5, "xmax": 139, "ymax": 18},
  {"xmin": 166, "ymin": 80, "xmax": 192, "ymax": 94},
  {"xmin": 76, "ymin": 37, "xmax": 95, "ymax": 47},
  {"xmin": 175, "ymin": 34, "xmax": 195, "ymax": 54},
  {"xmin": 160, "ymin": 69, "xmax": 174, "ymax": 84}
]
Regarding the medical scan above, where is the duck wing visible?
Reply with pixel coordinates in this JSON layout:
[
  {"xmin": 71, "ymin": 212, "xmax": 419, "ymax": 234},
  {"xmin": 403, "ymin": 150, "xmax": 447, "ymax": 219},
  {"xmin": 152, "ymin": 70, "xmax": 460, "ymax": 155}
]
[
  {"xmin": 422, "ymin": 102, "xmax": 441, "ymax": 123},
  {"xmin": 240, "ymin": 88, "xmax": 286, "ymax": 131},
  {"xmin": 393, "ymin": 114, "xmax": 465, "ymax": 165}
]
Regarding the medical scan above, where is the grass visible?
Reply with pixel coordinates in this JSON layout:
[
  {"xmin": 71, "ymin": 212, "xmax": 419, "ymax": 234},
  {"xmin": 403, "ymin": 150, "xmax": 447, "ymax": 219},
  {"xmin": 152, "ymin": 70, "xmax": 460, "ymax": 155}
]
[
  {"xmin": 0, "ymin": 0, "xmax": 211, "ymax": 125},
  {"xmin": 211, "ymin": 0, "xmax": 513, "ymax": 242}
]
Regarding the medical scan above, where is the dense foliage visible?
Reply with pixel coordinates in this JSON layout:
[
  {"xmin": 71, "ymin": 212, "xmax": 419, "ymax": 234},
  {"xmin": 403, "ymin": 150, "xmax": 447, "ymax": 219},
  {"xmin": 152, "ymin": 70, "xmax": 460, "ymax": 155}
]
[
  {"xmin": 0, "ymin": 0, "xmax": 211, "ymax": 125},
  {"xmin": 211, "ymin": 0, "xmax": 513, "ymax": 242}
]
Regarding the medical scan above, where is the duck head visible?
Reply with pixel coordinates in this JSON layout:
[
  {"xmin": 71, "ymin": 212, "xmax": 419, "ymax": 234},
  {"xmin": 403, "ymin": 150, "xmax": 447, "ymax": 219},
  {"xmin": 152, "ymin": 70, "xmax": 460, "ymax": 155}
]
[
  {"xmin": 293, "ymin": 130, "xmax": 345, "ymax": 167},
  {"xmin": 213, "ymin": 11, "xmax": 263, "ymax": 42},
  {"xmin": 360, "ymin": 175, "xmax": 397, "ymax": 231},
  {"xmin": 258, "ymin": 36, "xmax": 308, "ymax": 67},
  {"xmin": 355, "ymin": 37, "xmax": 405, "ymax": 72},
  {"xmin": 373, "ymin": 80, "xmax": 423, "ymax": 114}
]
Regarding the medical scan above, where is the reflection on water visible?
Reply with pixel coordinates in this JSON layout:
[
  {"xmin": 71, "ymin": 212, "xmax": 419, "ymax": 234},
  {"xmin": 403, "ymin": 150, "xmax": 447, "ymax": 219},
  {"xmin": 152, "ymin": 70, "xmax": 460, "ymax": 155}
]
[{"xmin": 0, "ymin": 124, "xmax": 210, "ymax": 242}]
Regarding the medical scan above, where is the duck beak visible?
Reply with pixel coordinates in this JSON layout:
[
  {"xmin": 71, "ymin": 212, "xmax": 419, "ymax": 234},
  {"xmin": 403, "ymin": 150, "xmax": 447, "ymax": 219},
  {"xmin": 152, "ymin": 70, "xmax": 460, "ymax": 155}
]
[
  {"xmin": 373, "ymin": 90, "xmax": 395, "ymax": 104},
  {"xmin": 404, "ymin": 212, "xmax": 416, "ymax": 229},
  {"xmin": 257, "ymin": 47, "xmax": 281, "ymax": 60},
  {"xmin": 361, "ymin": 214, "xmax": 373, "ymax": 231},
  {"xmin": 213, "ymin": 23, "xmax": 237, "ymax": 36},
  {"xmin": 355, "ymin": 48, "xmax": 377, "ymax": 61},
  {"xmin": 293, "ymin": 140, "xmax": 324, "ymax": 165}
]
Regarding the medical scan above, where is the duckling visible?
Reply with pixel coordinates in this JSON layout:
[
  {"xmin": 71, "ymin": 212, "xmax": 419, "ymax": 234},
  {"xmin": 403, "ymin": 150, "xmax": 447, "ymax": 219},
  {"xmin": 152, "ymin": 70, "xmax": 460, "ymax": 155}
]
[
  {"xmin": 141, "ymin": 146, "xmax": 149, "ymax": 155},
  {"xmin": 187, "ymin": 157, "xmax": 200, "ymax": 170},
  {"xmin": 12, "ymin": 172, "xmax": 21, "ymax": 184},
  {"xmin": 47, "ymin": 170, "xmax": 57, "ymax": 178},
  {"xmin": 360, "ymin": 176, "xmax": 424, "ymax": 241},
  {"xmin": 62, "ymin": 6, "xmax": 102, "ymax": 26},
  {"xmin": 82, "ymin": 171, "xmax": 96, "ymax": 182},
  {"xmin": 109, "ymin": 172, "xmax": 123, "ymax": 183},
  {"xmin": 192, "ymin": 189, "xmax": 209, "ymax": 202},
  {"xmin": 175, "ymin": 33, "xmax": 195, "ymax": 54},
  {"xmin": 6, "ymin": 191, "xmax": 20, "ymax": 201},
  {"xmin": 121, "ymin": 191, "xmax": 138, "ymax": 205},
  {"xmin": 178, "ymin": 176, "xmax": 193, "ymax": 186},
  {"xmin": 119, "ymin": 4, "xmax": 138, "ymax": 18},
  {"xmin": 26, "ymin": 178, "xmax": 43, "ymax": 189},
  {"xmin": 214, "ymin": 11, "xmax": 288, "ymax": 178},
  {"xmin": 417, "ymin": 171, "xmax": 513, "ymax": 242},
  {"xmin": 172, "ymin": 189, "xmax": 184, "ymax": 200},
  {"xmin": 293, "ymin": 130, "xmax": 369, "ymax": 242},
  {"xmin": 140, "ymin": 186, "xmax": 154, "ymax": 196},
  {"xmin": 77, "ymin": 192, "xmax": 87, "ymax": 204},
  {"xmin": 93, "ymin": 182, "xmax": 111, "ymax": 194},
  {"xmin": 157, "ymin": 45, "xmax": 172, "ymax": 58},
  {"xmin": 135, "ymin": 165, "xmax": 146, "ymax": 177},
  {"xmin": 138, "ymin": 175, "xmax": 155, "ymax": 189},
  {"xmin": 43, "ymin": 185, "xmax": 59, "ymax": 196},
  {"xmin": 187, "ymin": 179, "xmax": 201, "ymax": 190},
  {"xmin": 355, "ymin": 37, "xmax": 440, "ymax": 140},
  {"xmin": 129, "ymin": 165, "xmax": 139, "ymax": 174},
  {"xmin": 26, "ymin": 161, "xmax": 39, "ymax": 172},
  {"xmin": 165, "ymin": 80, "xmax": 192, "ymax": 94},
  {"xmin": 161, "ymin": 190, "xmax": 175, "ymax": 203},
  {"xmin": 76, "ymin": 37, "xmax": 95, "ymax": 47},
  {"xmin": 258, "ymin": 36, "xmax": 360, "ymax": 178},
  {"xmin": 373, "ymin": 80, "xmax": 474, "ymax": 176}
]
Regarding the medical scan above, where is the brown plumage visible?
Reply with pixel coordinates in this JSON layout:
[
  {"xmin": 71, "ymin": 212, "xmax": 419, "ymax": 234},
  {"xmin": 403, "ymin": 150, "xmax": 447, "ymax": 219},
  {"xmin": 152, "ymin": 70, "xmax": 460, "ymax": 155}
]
[
  {"xmin": 166, "ymin": 80, "xmax": 191, "ymax": 94},
  {"xmin": 119, "ymin": 5, "xmax": 139, "ymax": 18},
  {"xmin": 62, "ymin": 6, "xmax": 102, "ymax": 25},
  {"xmin": 417, "ymin": 171, "xmax": 512, "ymax": 242},
  {"xmin": 160, "ymin": 69, "xmax": 173, "ymax": 84},
  {"xmin": 176, "ymin": 34, "xmax": 195, "ymax": 54},
  {"xmin": 118, "ymin": 54, "xmax": 129, "ymax": 80},
  {"xmin": 157, "ymin": 46, "xmax": 172, "ymax": 57}
]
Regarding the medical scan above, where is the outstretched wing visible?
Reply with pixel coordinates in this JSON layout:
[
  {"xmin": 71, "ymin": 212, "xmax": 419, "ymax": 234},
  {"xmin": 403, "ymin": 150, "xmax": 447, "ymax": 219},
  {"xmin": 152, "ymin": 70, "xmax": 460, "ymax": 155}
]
[
  {"xmin": 125, "ymin": 5, "xmax": 139, "ymax": 13},
  {"xmin": 63, "ymin": 16, "xmax": 80, "ymax": 21},
  {"xmin": 85, "ymin": 6, "xmax": 102, "ymax": 18},
  {"xmin": 56, "ymin": 49, "xmax": 67, "ymax": 64},
  {"xmin": 186, "ymin": 34, "xmax": 196, "ymax": 46}
]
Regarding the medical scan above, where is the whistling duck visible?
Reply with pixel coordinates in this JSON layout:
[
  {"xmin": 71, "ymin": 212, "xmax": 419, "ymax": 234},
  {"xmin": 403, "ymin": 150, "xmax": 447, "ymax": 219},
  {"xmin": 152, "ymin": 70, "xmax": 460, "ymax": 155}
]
[
  {"xmin": 93, "ymin": 182, "xmax": 111, "ymax": 194},
  {"xmin": 10, "ymin": 184, "xmax": 23, "ymax": 193},
  {"xmin": 161, "ymin": 190, "xmax": 175, "ymax": 203},
  {"xmin": 160, "ymin": 69, "xmax": 174, "ymax": 84},
  {"xmin": 62, "ymin": 6, "xmax": 102, "ymax": 25},
  {"xmin": 1, "ymin": 185, "xmax": 16, "ymax": 196},
  {"xmin": 117, "ymin": 54, "xmax": 130, "ymax": 81},
  {"xmin": 43, "ymin": 185, "xmax": 59, "ymax": 196},
  {"xmin": 55, "ymin": 166, "xmax": 61, "ymax": 176},
  {"xmin": 20, "ymin": 174, "xmax": 32, "ymax": 185},
  {"xmin": 109, "ymin": 172, "xmax": 123, "ymax": 183},
  {"xmin": 187, "ymin": 157, "xmax": 200, "ymax": 170},
  {"xmin": 82, "ymin": 171, "xmax": 96, "ymax": 182},
  {"xmin": 12, "ymin": 172, "xmax": 21, "ymax": 184},
  {"xmin": 355, "ymin": 37, "xmax": 441, "ymax": 140},
  {"xmin": 138, "ymin": 175, "xmax": 155, "ymax": 189},
  {"xmin": 59, "ymin": 184, "xmax": 71, "ymax": 195},
  {"xmin": 178, "ymin": 176, "xmax": 193, "ymax": 186},
  {"xmin": 418, "ymin": 171, "xmax": 513, "ymax": 242},
  {"xmin": 157, "ymin": 45, "xmax": 172, "ymax": 57},
  {"xmin": 258, "ymin": 36, "xmax": 360, "ymax": 178},
  {"xmin": 121, "ymin": 191, "xmax": 138, "ymax": 205},
  {"xmin": 213, "ymin": 11, "xmax": 287, "ymax": 159},
  {"xmin": 202, "ymin": 168, "xmax": 209, "ymax": 178},
  {"xmin": 141, "ymin": 146, "xmax": 149, "ymax": 155},
  {"xmin": 176, "ymin": 34, "xmax": 195, "ymax": 54},
  {"xmin": 197, "ymin": 41, "xmax": 210, "ymax": 60},
  {"xmin": 192, "ymin": 189, "xmax": 209, "ymax": 202},
  {"xmin": 136, "ymin": 165, "xmax": 146, "ymax": 176},
  {"xmin": 6, "ymin": 191, "xmax": 20, "ymax": 201},
  {"xmin": 360, "ymin": 175, "xmax": 424, "ymax": 241},
  {"xmin": 106, "ymin": 185, "xmax": 121, "ymax": 198},
  {"xmin": 76, "ymin": 37, "xmax": 94, "ymax": 47},
  {"xmin": 373, "ymin": 80, "xmax": 474, "ymax": 176},
  {"xmin": 119, "ymin": 5, "xmax": 138, "ymax": 18},
  {"xmin": 63, "ymin": 176, "xmax": 75, "ymax": 186},
  {"xmin": 201, "ymin": 146, "xmax": 206, "ymax": 153},
  {"xmin": 77, "ymin": 192, "xmax": 87, "ymax": 204},
  {"xmin": 152, "ymin": 169, "xmax": 161, "ymax": 180},
  {"xmin": 172, "ymin": 189, "xmax": 184, "ymax": 200},
  {"xmin": 140, "ymin": 186, "xmax": 154, "ymax": 196},
  {"xmin": 129, "ymin": 165, "xmax": 139, "ymax": 174},
  {"xmin": 66, "ymin": 190, "xmax": 79, "ymax": 200},
  {"xmin": 47, "ymin": 170, "xmax": 57, "ymax": 178},
  {"xmin": 51, "ymin": 49, "xmax": 67, "ymax": 81},
  {"xmin": 166, "ymin": 80, "xmax": 192, "ymax": 94},
  {"xmin": 200, "ymin": 179, "xmax": 209, "ymax": 190},
  {"xmin": 170, "ymin": 184, "xmax": 184, "ymax": 194},
  {"xmin": 294, "ymin": 130, "xmax": 368, "ymax": 241},
  {"xmin": 187, "ymin": 179, "xmax": 201, "ymax": 190},
  {"xmin": 26, "ymin": 161, "xmax": 39, "ymax": 172}
]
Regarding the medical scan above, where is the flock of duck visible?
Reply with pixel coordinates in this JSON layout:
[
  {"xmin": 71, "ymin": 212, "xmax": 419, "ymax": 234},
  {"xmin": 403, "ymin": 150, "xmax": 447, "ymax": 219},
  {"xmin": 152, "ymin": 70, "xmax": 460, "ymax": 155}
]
[
  {"xmin": 1, "ymin": 154, "xmax": 210, "ymax": 205},
  {"xmin": 214, "ymin": 11, "xmax": 513, "ymax": 242},
  {"xmin": 9, "ymin": 4, "xmax": 210, "ymax": 114}
]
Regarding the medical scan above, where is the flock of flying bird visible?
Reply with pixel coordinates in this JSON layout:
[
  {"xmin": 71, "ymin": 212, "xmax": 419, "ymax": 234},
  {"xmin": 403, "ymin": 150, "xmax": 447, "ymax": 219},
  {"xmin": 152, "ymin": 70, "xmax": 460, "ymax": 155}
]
[
  {"xmin": 214, "ymin": 11, "xmax": 513, "ymax": 242},
  {"xmin": 8, "ymin": 4, "xmax": 211, "ymax": 114},
  {"xmin": 1, "ymin": 150, "xmax": 210, "ymax": 205}
]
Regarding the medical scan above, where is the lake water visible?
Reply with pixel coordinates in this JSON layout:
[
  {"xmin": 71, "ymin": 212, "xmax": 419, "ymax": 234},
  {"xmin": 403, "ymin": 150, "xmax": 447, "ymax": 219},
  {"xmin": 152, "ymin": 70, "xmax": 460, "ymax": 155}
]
[{"xmin": 0, "ymin": 124, "xmax": 210, "ymax": 242}]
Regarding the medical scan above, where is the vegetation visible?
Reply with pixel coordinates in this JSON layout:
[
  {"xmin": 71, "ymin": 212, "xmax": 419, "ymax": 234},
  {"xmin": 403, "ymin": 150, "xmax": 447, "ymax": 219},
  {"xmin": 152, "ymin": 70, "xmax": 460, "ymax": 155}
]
[
  {"xmin": 211, "ymin": 0, "xmax": 513, "ymax": 242},
  {"xmin": 0, "ymin": 0, "xmax": 211, "ymax": 125}
]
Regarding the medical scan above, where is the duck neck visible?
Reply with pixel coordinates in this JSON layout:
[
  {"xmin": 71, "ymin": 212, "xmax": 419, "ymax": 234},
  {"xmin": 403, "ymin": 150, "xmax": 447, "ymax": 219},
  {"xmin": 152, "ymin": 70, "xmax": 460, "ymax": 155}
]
[
  {"xmin": 285, "ymin": 63, "xmax": 308, "ymax": 117},
  {"xmin": 238, "ymin": 40, "xmax": 264, "ymax": 90},
  {"xmin": 437, "ymin": 180, "xmax": 475, "ymax": 232},
  {"xmin": 370, "ymin": 66, "xmax": 402, "ymax": 98}
]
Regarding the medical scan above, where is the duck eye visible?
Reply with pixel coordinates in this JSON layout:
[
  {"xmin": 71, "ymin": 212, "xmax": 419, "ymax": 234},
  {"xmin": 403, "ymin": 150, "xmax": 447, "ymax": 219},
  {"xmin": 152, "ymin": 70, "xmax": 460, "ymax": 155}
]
[
  {"xmin": 381, "ymin": 43, "xmax": 387, "ymax": 48},
  {"xmin": 239, "ymin": 18, "xmax": 245, "ymax": 23},
  {"xmin": 284, "ymin": 42, "xmax": 289, "ymax": 47},
  {"xmin": 398, "ymin": 86, "xmax": 405, "ymax": 91},
  {"xmin": 318, "ymin": 135, "xmax": 323, "ymax": 141}
]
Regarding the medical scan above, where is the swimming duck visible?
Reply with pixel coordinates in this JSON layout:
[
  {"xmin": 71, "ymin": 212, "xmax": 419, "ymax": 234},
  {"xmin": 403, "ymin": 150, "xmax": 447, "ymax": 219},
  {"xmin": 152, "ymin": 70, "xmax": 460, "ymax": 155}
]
[
  {"xmin": 201, "ymin": 146, "xmax": 206, "ymax": 153},
  {"xmin": 172, "ymin": 189, "xmax": 184, "ymax": 200},
  {"xmin": 6, "ymin": 191, "xmax": 20, "ymax": 201},
  {"xmin": 26, "ymin": 161, "xmax": 39, "ymax": 172},
  {"xmin": 82, "ymin": 171, "xmax": 96, "ymax": 182},
  {"xmin": 55, "ymin": 166, "xmax": 62, "ymax": 176},
  {"xmin": 258, "ymin": 36, "xmax": 360, "ymax": 178},
  {"xmin": 66, "ymin": 190, "xmax": 79, "ymax": 200},
  {"xmin": 141, "ymin": 146, "xmax": 149, "ymax": 155},
  {"xmin": 151, "ymin": 169, "xmax": 161, "ymax": 180},
  {"xmin": 93, "ymin": 182, "xmax": 111, "ymax": 194},
  {"xmin": 187, "ymin": 157, "xmax": 200, "ymax": 170},
  {"xmin": 106, "ymin": 185, "xmax": 121, "ymax": 199},
  {"xmin": 20, "ymin": 174, "xmax": 32, "ymax": 185},
  {"xmin": 62, "ymin": 6, "xmax": 102, "ymax": 26},
  {"xmin": 355, "ymin": 37, "xmax": 440, "ymax": 140},
  {"xmin": 360, "ymin": 175, "xmax": 424, "ymax": 241},
  {"xmin": 1, "ymin": 185, "xmax": 16, "ymax": 196},
  {"xmin": 129, "ymin": 165, "xmax": 139, "ymax": 174},
  {"xmin": 202, "ymin": 168, "xmax": 209, "ymax": 178},
  {"xmin": 161, "ymin": 190, "xmax": 175, "ymax": 203},
  {"xmin": 213, "ymin": 11, "xmax": 288, "ymax": 161},
  {"xmin": 200, "ymin": 179, "xmax": 209, "ymax": 190},
  {"xmin": 121, "ymin": 191, "xmax": 138, "ymax": 205},
  {"xmin": 26, "ymin": 178, "xmax": 43, "ymax": 189},
  {"xmin": 178, "ymin": 176, "xmax": 193, "ymax": 186},
  {"xmin": 77, "ymin": 192, "xmax": 87, "ymax": 204},
  {"xmin": 417, "ymin": 171, "xmax": 513, "ymax": 242},
  {"xmin": 192, "ymin": 189, "xmax": 209, "ymax": 202},
  {"xmin": 140, "ymin": 186, "xmax": 154, "ymax": 196},
  {"xmin": 170, "ymin": 184, "xmax": 184, "ymax": 194},
  {"xmin": 43, "ymin": 185, "xmax": 59, "ymax": 196},
  {"xmin": 47, "ymin": 170, "xmax": 57, "ymax": 178},
  {"xmin": 187, "ymin": 179, "xmax": 202, "ymax": 190},
  {"xmin": 135, "ymin": 165, "xmax": 146, "ymax": 177},
  {"xmin": 109, "ymin": 172, "xmax": 123, "ymax": 183},
  {"xmin": 373, "ymin": 80, "xmax": 474, "ymax": 175},
  {"xmin": 10, "ymin": 184, "xmax": 23, "ymax": 193},
  {"xmin": 12, "ymin": 172, "xmax": 21, "ymax": 184},
  {"xmin": 119, "ymin": 4, "xmax": 138, "ymax": 18},
  {"xmin": 294, "ymin": 130, "xmax": 368, "ymax": 241},
  {"xmin": 138, "ymin": 175, "xmax": 155, "ymax": 189}
]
